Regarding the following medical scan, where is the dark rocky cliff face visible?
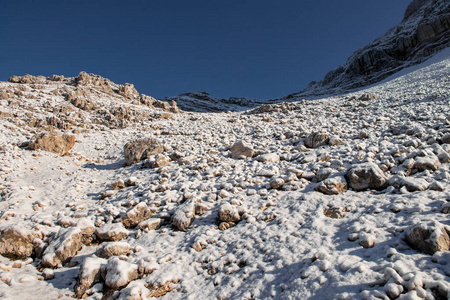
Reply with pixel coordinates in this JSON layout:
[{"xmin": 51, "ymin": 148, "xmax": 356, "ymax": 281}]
[{"xmin": 289, "ymin": 0, "xmax": 450, "ymax": 98}]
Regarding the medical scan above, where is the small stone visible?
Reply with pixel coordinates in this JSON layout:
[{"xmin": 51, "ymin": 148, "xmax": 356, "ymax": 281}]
[
  {"xmin": 270, "ymin": 178, "xmax": 285, "ymax": 190},
  {"xmin": 359, "ymin": 233, "xmax": 375, "ymax": 248},
  {"xmin": 42, "ymin": 268, "xmax": 55, "ymax": 280},
  {"xmin": 257, "ymin": 153, "xmax": 280, "ymax": 162}
]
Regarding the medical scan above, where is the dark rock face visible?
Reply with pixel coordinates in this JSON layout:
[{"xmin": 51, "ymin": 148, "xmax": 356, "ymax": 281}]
[{"xmin": 290, "ymin": 0, "xmax": 450, "ymax": 97}]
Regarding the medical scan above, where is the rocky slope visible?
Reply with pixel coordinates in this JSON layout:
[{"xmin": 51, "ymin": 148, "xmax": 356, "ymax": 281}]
[
  {"xmin": 0, "ymin": 48, "xmax": 449, "ymax": 299},
  {"xmin": 288, "ymin": 0, "xmax": 450, "ymax": 98}
]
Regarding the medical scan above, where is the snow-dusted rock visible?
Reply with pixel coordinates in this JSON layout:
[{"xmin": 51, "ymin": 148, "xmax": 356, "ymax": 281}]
[
  {"xmin": 96, "ymin": 223, "xmax": 130, "ymax": 241},
  {"xmin": 230, "ymin": 140, "xmax": 254, "ymax": 158},
  {"xmin": 104, "ymin": 257, "xmax": 139, "ymax": 289},
  {"xmin": 218, "ymin": 203, "xmax": 241, "ymax": 223},
  {"xmin": 96, "ymin": 241, "xmax": 131, "ymax": 259},
  {"xmin": 28, "ymin": 131, "xmax": 75, "ymax": 156},
  {"xmin": 74, "ymin": 256, "xmax": 107, "ymax": 298},
  {"xmin": 414, "ymin": 156, "xmax": 441, "ymax": 172},
  {"xmin": 118, "ymin": 83, "xmax": 139, "ymax": 99},
  {"xmin": 270, "ymin": 178, "xmax": 285, "ymax": 190},
  {"xmin": 329, "ymin": 135, "xmax": 343, "ymax": 146},
  {"xmin": 389, "ymin": 176, "xmax": 430, "ymax": 192},
  {"xmin": 121, "ymin": 202, "xmax": 152, "ymax": 228},
  {"xmin": 137, "ymin": 218, "xmax": 162, "ymax": 231},
  {"xmin": 305, "ymin": 132, "xmax": 330, "ymax": 148},
  {"xmin": 171, "ymin": 200, "xmax": 195, "ymax": 231},
  {"xmin": 42, "ymin": 227, "xmax": 82, "ymax": 268},
  {"xmin": 257, "ymin": 153, "xmax": 280, "ymax": 162},
  {"xmin": 142, "ymin": 154, "xmax": 170, "ymax": 169},
  {"xmin": 347, "ymin": 162, "xmax": 387, "ymax": 191},
  {"xmin": 124, "ymin": 138, "xmax": 164, "ymax": 166},
  {"xmin": 0, "ymin": 224, "xmax": 42, "ymax": 258},
  {"xmin": 406, "ymin": 221, "xmax": 450, "ymax": 255},
  {"xmin": 315, "ymin": 176, "xmax": 348, "ymax": 195}
]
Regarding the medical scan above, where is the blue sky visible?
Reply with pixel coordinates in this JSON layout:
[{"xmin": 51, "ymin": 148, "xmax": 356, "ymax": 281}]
[{"xmin": 1, "ymin": 0, "xmax": 411, "ymax": 99}]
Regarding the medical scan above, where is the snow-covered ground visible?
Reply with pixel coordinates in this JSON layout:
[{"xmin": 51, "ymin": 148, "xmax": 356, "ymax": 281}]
[{"xmin": 0, "ymin": 48, "xmax": 449, "ymax": 300}]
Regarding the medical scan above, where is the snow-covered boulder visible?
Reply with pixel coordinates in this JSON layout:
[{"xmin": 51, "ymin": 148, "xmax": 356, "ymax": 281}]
[
  {"xmin": 347, "ymin": 162, "xmax": 387, "ymax": 191},
  {"xmin": 414, "ymin": 156, "xmax": 441, "ymax": 171},
  {"xmin": 406, "ymin": 221, "xmax": 450, "ymax": 255},
  {"xmin": 121, "ymin": 202, "xmax": 152, "ymax": 229},
  {"xmin": 218, "ymin": 203, "xmax": 241, "ymax": 223},
  {"xmin": 29, "ymin": 131, "xmax": 75, "ymax": 156},
  {"xmin": 171, "ymin": 200, "xmax": 195, "ymax": 231},
  {"xmin": 96, "ymin": 241, "xmax": 131, "ymax": 259},
  {"xmin": 104, "ymin": 257, "xmax": 139, "ymax": 289},
  {"xmin": 0, "ymin": 224, "xmax": 42, "ymax": 258},
  {"xmin": 305, "ymin": 132, "xmax": 330, "ymax": 148},
  {"xmin": 95, "ymin": 223, "xmax": 130, "ymax": 242},
  {"xmin": 74, "ymin": 257, "xmax": 107, "ymax": 298},
  {"xmin": 42, "ymin": 227, "xmax": 82, "ymax": 268},
  {"xmin": 124, "ymin": 138, "xmax": 164, "ymax": 166},
  {"xmin": 315, "ymin": 176, "xmax": 348, "ymax": 195}
]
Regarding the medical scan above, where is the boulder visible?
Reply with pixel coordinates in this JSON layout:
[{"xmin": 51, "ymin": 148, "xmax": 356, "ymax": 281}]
[
  {"xmin": 42, "ymin": 227, "xmax": 82, "ymax": 268},
  {"xmin": 121, "ymin": 202, "xmax": 152, "ymax": 228},
  {"xmin": 95, "ymin": 223, "xmax": 130, "ymax": 242},
  {"xmin": 230, "ymin": 140, "xmax": 254, "ymax": 158},
  {"xmin": 347, "ymin": 163, "xmax": 387, "ymax": 191},
  {"xmin": 406, "ymin": 221, "xmax": 450, "ymax": 255},
  {"xmin": 96, "ymin": 242, "xmax": 131, "ymax": 259},
  {"xmin": 414, "ymin": 156, "xmax": 441, "ymax": 171},
  {"xmin": 171, "ymin": 201, "xmax": 195, "ymax": 231},
  {"xmin": 315, "ymin": 176, "xmax": 348, "ymax": 195},
  {"xmin": 0, "ymin": 224, "xmax": 42, "ymax": 258},
  {"xmin": 305, "ymin": 132, "xmax": 330, "ymax": 148},
  {"xmin": 218, "ymin": 204, "xmax": 241, "ymax": 223},
  {"xmin": 137, "ymin": 218, "xmax": 162, "ymax": 231},
  {"xmin": 29, "ymin": 131, "xmax": 75, "ymax": 156},
  {"xmin": 124, "ymin": 138, "xmax": 164, "ymax": 166},
  {"xmin": 118, "ymin": 83, "xmax": 139, "ymax": 99},
  {"xmin": 104, "ymin": 257, "xmax": 139, "ymax": 289},
  {"xmin": 74, "ymin": 257, "xmax": 107, "ymax": 298}
]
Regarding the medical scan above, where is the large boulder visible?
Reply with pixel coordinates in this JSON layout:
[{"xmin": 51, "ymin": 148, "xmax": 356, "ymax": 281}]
[
  {"xmin": 0, "ymin": 224, "xmax": 42, "ymax": 258},
  {"xmin": 406, "ymin": 221, "xmax": 450, "ymax": 255},
  {"xmin": 230, "ymin": 140, "xmax": 254, "ymax": 158},
  {"xmin": 96, "ymin": 241, "xmax": 131, "ymax": 259},
  {"xmin": 104, "ymin": 257, "xmax": 139, "ymax": 289},
  {"xmin": 42, "ymin": 227, "xmax": 83, "ymax": 268},
  {"xmin": 124, "ymin": 138, "xmax": 164, "ymax": 166},
  {"xmin": 305, "ymin": 132, "xmax": 330, "ymax": 148},
  {"xmin": 29, "ymin": 131, "xmax": 75, "ymax": 156},
  {"xmin": 74, "ymin": 257, "xmax": 107, "ymax": 298},
  {"xmin": 347, "ymin": 163, "xmax": 387, "ymax": 191},
  {"xmin": 95, "ymin": 223, "xmax": 130, "ymax": 242},
  {"xmin": 121, "ymin": 202, "xmax": 153, "ymax": 228}
]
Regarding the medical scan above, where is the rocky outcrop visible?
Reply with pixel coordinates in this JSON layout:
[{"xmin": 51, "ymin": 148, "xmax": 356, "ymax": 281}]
[
  {"xmin": 289, "ymin": 0, "xmax": 450, "ymax": 97},
  {"xmin": 29, "ymin": 131, "xmax": 75, "ymax": 156}
]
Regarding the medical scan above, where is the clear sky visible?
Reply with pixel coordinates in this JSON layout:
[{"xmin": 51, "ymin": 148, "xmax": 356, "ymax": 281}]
[{"xmin": 1, "ymin": 0, "xmax": 411, "ymax": 100}]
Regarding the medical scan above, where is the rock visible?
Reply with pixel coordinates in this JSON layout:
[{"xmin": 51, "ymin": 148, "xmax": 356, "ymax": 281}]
[
  {"xmin": 137, "ymin": 218, "xmax": 162, "ymax": 231},
  {"xmin": 142, "ymin": 154, "xmax": 170, "ymax": 169},
  {"xmin": 230, "ymin": 140, "xmax": 254, "ymax": 158},
  {"xmin": 406, "ymin": 221, "xmax": 450, "ymax": 255},
  {"xmin": 42, "ymin": 227, "xmax": 82, "ymax": 268},
  {"xmin": 358, "ymin": 93, "xmax": 378, "ymax": 101},
  {"xmin": 28, "ymin": 131, "xmax": 75, "ymax": 156},
  {"xmin": 270, "ymin": 178, "xmax": 285, "ymax": 189},
  {"xmin": 0, "ymin": 224, "xmax": 41, "ymax": 258},
  {"xmin": 111, "ymin": 180, "xmax": 126, "ymax": 190},
  {"xmin": 257, "ymin": 153, "xmax": 280, "ymax": 162},
  {"xmin": 117, "ymin": 281, "xmax": 150, "ymax": 300},
  {"xmin": 441, "ymin": 133, "xmax": 450, "ymax": 144},
  {"xmin": 438, "ymin": 152, "xmax": 450, "ymax": 163},
  {"xmin": 305, "ymin": 132, "xmax": 330, "ymax": 148},
  {"xmin": 359, "ymin": 233, "xmax": 375, "ymax": 248},
  {"xmin": 96, "ymin": 242, "xmax": 131, "ymax": 259},
  {"xmin": 104, "ymin": 257, "xmax": 139, "ymax": 289},
  {"xmin": 42, "ymin": 268, "xmax": 55, "ymax": 280},
  {"xmin": 389, "ymin": 176, "xmax": 430, "ymax": 192},
  {"xmin": 441, "ymin": 203, "xmax": 450, "ymax": 214},
  {"xmin": 121, "ymin": 202, "xmax": 152, "ymax": 229},
  {"xmin": 315, "ymin": 176, "xmax": 348, "ymax": 195},
  {"xmin": 74, "ymin": 257, "xmax": 107, "ymax": 298},
  {"xmin": 329, "ymin": 135, "xmax": 343, "ymax": 146},
  {"xmin": 124, "ymin": 138, "xmax": 164, "ymax": 166},
  {"xmin": 171, "ymin": 200, "xmax": 195, "ymax": 231},
  {"xmin": 218, "ymin": 204, "xmax": 241, "ymax": 223},
  {"xmin": 347, "ymin": 163, "xmax": 387, "ymax": 191},
  {"xmin": 414, "ymin": 156, "xmax": 441, "ymax": 171},
  {"xmin": 118, "ymin": 83, "xmax": 139, "ymax": 99},
  {"xmin": 96, "ymin": 223, "xmax": 130, "ymax": 242},
  {"xmin": 313, "ymin": 168, "xmax": 335, "ymax": 182},
  {"xmin": 323, "ymin": 207, "xmax": 347, "ymax": 219}
]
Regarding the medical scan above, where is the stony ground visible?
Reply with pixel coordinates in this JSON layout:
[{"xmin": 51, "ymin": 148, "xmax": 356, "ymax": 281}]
[{"xmin": 0, "ymin": 50, "xmax": 450, "ymax": 300}]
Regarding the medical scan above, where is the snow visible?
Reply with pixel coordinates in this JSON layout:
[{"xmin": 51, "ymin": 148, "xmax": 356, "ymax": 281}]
[{"xmin": 0, "ymin": 48, "xmax": 449, "ymax": 299}]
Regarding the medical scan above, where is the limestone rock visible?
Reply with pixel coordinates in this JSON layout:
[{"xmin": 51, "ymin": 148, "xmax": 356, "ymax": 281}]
[
  {"xmin": 0, "ymin": 224, "xmax": 41, "ymax": 258},
  {"xmin": 270, "ymin": 178, "xmax": 285, "ymax": 190},
  {"xmin": 118, "ymin": 83, "xmax": 139, "ymax": 99},
  {"xmin": 29, "ymin": 131, "xmax": 75, "ymax": 156},
  {"xmin": 42, "ymin": 227, "xmax": 82, "ymax": 268},
  {"xmin": 95, "ymin": 223, "xmax": 130, "ymax": 242},
  {"xmin": 230, "ymin": 140, "xmax": 254, "ymax": 158},
  {"xmin": 142, "ymin": 154, "xmax": 170, "ymax": 169},
  {"xmin": 406, "ymin": 221, "xmax": 450, "ymax": 255},
  {"xmin": 305, "ymin": 132, "xmax": 330, "ymax": 148},
  {"xmin": 171, "ymin": 201, "xmax": 195, "ymax": 231},
  {"xmin": 104, "ymin": 257, "xmax": 139, "ymax": 289},
  {"xmin": 347, "ymin": 163, "xmax": 387, "ymax": 191},
  {"xmin": 218, "ymin": 204, "xmax": 241, "ymax": 223},
  {"xmin": 124, "ymin": 138, "xmax": 164, "ymax": 166},
  {"xmin": 315, "ymin": 176, "xmax": 348, "ymax": 195},
  {"xmin": 121, "ymin": 202, "xmax": 152, "ymax": 228},
  {"xmin": 96, "ymin": 242, "xmax": 131, "ymax": 259},
  {"xmin": 257, "ymin": 153, "xmax": 280, "ymax": 162},
  {"xmin": 414, "ymin": 156, "xmax": 441, "ymax": 171},
  {"xmin": 137, "ymin": 218, "xmax": 162, "ymax": 231},
  {"xmin": 74, "ymin": 257, "xmax": 107, "ymax": 298}
]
